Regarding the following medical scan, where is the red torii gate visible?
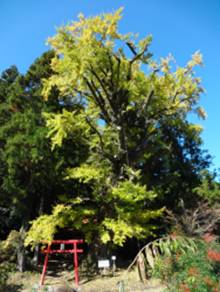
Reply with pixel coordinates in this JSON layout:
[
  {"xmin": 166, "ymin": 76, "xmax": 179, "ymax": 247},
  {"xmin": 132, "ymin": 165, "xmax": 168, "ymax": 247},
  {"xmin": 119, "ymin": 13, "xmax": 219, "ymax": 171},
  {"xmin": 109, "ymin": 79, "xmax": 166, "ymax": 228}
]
[{"xmin": 40, "ymin": 239, "xmax": 84, "ymax": 287}]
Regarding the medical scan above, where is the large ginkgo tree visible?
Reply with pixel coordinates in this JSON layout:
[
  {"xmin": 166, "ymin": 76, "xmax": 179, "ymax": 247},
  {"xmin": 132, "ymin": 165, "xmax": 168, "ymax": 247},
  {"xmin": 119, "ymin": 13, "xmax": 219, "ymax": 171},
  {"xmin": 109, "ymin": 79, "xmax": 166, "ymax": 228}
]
[{"xmin": 26, "ymin": 8, "xmax": 207, "ymax": 251}]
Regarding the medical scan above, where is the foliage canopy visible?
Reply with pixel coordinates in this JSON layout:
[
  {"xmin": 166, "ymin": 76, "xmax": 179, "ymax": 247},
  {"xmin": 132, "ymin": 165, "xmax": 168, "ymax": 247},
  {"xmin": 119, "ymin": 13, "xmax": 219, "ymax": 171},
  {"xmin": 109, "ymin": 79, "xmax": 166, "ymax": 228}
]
[{"xmin": 23, "ymin": 9, "xmax": 210, "ymax": 247}]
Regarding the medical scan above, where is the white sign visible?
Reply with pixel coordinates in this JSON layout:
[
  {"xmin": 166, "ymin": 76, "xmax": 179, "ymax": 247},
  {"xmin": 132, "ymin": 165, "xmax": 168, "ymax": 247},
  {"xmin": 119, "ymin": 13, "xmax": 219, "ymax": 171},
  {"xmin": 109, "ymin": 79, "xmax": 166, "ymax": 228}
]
[{"xmin": 98, "ymin": 259, "xmax": 110, "ymax": 268}]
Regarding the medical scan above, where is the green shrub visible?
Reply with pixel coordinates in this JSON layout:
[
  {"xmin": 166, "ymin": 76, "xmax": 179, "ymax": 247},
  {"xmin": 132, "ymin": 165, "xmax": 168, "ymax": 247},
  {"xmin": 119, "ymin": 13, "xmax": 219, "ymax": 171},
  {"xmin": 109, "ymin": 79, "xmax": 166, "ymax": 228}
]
[
  {"xmin": 152, "ymin": 239, "xmax": 220, "ymax": 291},
  {"xmin": 0, "ymin": 230, "xmax": 20, "ymax": 263},
  {"xmin": 0, "ymin": 262, "xmax": 15, "ymax": 289},
  {"xmin": 0, "ymin": 232, "xmax": 19, "ymax": 290}
]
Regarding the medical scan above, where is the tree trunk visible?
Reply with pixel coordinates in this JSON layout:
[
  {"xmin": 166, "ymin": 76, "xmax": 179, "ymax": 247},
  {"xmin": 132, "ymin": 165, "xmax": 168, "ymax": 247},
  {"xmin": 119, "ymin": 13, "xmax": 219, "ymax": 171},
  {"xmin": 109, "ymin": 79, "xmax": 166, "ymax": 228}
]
[
  {"xmin": 32, "ymin": 194, "xmax": 44, "ymax": 267},
  {"xmin": 17, "ymin": 247, "xmax": 25, "ymax": 272},
  {"xmin": 17, "ymin": 225, "xmax": 26, "ymax": 272},
  {"xmin": 32, "ymin": 245, "xmax": 40, "ymax": 267},
  {"xmin": 84, "ymin": 239, "xmax": 110, "ymax": 274}
]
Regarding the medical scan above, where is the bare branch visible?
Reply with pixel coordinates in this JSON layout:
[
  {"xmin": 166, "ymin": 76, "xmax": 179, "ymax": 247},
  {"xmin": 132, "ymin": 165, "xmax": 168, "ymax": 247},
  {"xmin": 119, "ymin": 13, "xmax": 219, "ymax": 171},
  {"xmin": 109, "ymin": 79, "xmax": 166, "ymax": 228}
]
[{"xmin": 126, "ymin": 41, "xmax": 138, "ymax": 56}]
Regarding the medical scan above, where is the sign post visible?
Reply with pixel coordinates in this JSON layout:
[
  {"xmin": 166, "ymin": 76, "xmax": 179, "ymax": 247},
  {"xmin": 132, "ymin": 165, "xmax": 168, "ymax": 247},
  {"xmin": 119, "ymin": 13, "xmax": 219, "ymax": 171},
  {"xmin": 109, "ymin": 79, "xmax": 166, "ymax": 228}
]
[{"xmin": 98, "ymin": 259, "xmax": 110, "ymax": 275}]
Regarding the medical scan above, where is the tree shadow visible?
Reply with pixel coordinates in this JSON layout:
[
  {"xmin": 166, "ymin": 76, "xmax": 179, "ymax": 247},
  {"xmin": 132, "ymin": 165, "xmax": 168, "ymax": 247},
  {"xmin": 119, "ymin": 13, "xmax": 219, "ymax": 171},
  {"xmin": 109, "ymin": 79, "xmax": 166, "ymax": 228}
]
[{"xmin": 1, "ymin": 284, "xmax": 23, "ymax": 292}]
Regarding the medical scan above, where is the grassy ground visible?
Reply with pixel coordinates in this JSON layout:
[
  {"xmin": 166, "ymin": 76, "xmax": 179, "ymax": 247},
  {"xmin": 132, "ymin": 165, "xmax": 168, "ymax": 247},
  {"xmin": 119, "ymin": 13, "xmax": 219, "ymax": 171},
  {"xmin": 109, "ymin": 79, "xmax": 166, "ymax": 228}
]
[{"xmin": 6, "ymin": 267, "xmax": 166, "ymax": 292}]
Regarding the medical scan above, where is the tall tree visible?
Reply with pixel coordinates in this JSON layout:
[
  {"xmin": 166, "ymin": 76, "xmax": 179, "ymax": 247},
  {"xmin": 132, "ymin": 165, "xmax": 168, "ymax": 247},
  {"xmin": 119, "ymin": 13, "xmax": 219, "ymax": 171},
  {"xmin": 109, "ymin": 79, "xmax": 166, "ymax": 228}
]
[
  {"xmin": 0, "ymin": 66, "xmax": 21, "ymax": 237},
  {"xmin": 0, "ymin": 51, "xmax": 88, "ymax": 270},
  {"xmin": 26, "ymin": 9, "xmax": 209, "ymax": 252}
]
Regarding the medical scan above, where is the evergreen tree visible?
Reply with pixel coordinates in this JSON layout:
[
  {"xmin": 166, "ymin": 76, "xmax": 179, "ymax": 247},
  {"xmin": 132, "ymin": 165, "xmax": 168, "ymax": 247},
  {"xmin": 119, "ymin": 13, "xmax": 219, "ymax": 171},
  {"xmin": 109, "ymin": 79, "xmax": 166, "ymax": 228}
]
[{"xmin": 0, "ymin": 51, "xmax": 88, "ymax": 270}]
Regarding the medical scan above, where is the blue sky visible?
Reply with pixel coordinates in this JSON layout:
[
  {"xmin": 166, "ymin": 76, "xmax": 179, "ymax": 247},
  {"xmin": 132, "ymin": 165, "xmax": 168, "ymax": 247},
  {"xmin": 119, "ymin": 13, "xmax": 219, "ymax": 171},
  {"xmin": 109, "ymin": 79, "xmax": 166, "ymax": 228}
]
[{"xmin": 1, "ymin": 0, "xmax": 220, "ymax": 170}]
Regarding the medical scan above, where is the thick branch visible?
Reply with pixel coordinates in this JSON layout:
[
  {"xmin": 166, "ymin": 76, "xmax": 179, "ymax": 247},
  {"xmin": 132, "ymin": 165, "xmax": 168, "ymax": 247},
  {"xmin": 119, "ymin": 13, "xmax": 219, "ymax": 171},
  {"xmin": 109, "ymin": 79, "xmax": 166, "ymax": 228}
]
[
  {"xmin": 126, "ymin": 41, "xmax": 138, "ymax": 56},
  {"xmin": 84, "ymin": 116, "xmax": 115, "ymax": 164},
  {"xmin": 107, "ymin": 52, "xmax": 114, "ymax": 88},
  {"xmin": 127, "ymin": 42, "xmax": 149, "ymax": 65},
  {"xmin": 89, "ymin": 66, "xmax": 118, "ymax": 119},
  {"xmin": 126, "ymin": 41, "xmax": 150, "ymax": 80},
  {"xmin": 84, "ymin": 77, "xmax": 111, "ymax": 124},
  {"xmin": 137, "ymin": 89, "xmax": 154, "ymax": 117}
]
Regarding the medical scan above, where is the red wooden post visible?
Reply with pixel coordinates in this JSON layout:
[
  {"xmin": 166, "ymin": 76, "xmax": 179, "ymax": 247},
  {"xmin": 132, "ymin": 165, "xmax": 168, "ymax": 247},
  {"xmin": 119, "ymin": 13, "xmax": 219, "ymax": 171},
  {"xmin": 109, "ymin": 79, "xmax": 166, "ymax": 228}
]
[
  {"xmin": 73, "ymin": 241, "xmax": 79, "ymax": 287},
  {"xmin": 40, "ymin": 243, "xmax": 51, "ymax": 286}
]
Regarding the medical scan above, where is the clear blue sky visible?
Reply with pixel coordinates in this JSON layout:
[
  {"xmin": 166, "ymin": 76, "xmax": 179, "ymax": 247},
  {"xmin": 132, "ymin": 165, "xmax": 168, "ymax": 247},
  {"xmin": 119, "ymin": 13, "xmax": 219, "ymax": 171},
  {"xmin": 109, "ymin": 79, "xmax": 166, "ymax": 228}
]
[{"xmin": 1, "ymin": 0, "xmax": 220, "ymax": 170}]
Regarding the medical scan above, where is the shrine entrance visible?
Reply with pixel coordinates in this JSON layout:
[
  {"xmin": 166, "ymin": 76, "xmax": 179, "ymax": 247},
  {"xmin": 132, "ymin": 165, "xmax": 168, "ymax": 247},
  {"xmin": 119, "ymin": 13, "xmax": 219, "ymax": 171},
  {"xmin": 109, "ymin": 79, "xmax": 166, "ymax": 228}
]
[{"xmin": 40, "ymin": 239, "xmax": 84, "ymax": 287}]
